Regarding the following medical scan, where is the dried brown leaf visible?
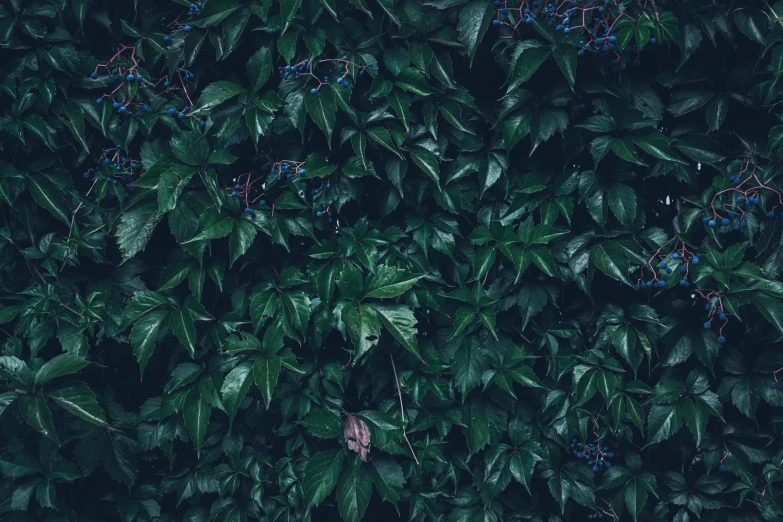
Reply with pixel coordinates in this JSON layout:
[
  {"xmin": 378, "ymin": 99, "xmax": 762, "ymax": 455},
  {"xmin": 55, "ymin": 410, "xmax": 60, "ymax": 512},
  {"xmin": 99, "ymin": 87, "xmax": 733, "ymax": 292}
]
[{"xmin": 342, "ymin": 413, "xmax": 371, "ymax": 462}]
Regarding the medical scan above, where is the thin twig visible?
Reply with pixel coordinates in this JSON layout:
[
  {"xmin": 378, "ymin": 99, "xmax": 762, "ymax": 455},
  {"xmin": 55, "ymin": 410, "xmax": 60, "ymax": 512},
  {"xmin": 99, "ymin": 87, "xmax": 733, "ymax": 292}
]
[{"xmin": 390, "ymin": 354, "xmax": 419, "ymax": 466}]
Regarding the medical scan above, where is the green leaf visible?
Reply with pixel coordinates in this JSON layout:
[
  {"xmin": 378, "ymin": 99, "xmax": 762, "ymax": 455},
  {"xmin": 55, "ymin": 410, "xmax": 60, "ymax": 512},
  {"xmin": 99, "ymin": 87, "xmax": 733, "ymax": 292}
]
[
  {"xmin": 410, "ymin": 147, "xmax": 441, "ymax": 190},
  {"xmin": 170, "ymin": 308, "xmax": 197, "ymax": 358},
  {"xmin": 183, "ymin": 217, "xmax": 235, "ymax": 243},
  {"xmin": 19, "ymin": 394, "xmax": 57, "ymax": 441},
  {"xmin": 607, "ymin": 183, "xmax": 637, "ymax": 229},
  {"xmin": 342, "ymin": 303, "xmax": 382, "ymax": 362},
  {"xmin": 193, "ymin": 81, "xmax": 246, "ymax": 114},
  {"xmin": 364, "ymin": 265, "xmax": 424, "ymax": 298},
  {"xmin": 463, "ymin": 399, "xmax": 490, "ymax": 456},
  {"xmin": 624, "ymin": 476, "xmax": 649, "ymax": 522},
  {"xmin": 26, "ymin": 174, "xmax": 70, "ymax": 225},
  {"xmin": 591, "ymin": 242, "xmax": 632, "ymax": 287},
  {"xmin": 131, "ymin": 310, "xmax": 169, "ymax": 378},
  {"xmin": 303, "ymin": 449, "xmax": 345, "ymax": 510},
  {"xmin": 34, "ymin": 354, "xmax": 89, "ymax": 385},
  {"xmin": 646, "ymin": 404, "xmax": 682, "ymax": 445},
  {"xmin": 506, "ymin": 41, "xmax": 550, "ymax": 94},
  {"xmin": 116, "ymin": 202, "xmax": 159, "ymax": 263},
  {"xmin": 47, "ymin": 381, "xmax": 109, "ymax": 428},
  {"xmin": 280, "ymin": 0, "xmax": 302, "ymax": 34},
  {"xmin": 553, "ymin": 49, "xmax": 576, "ymax": 91},
  {"xmin": 297, "ymin": 409, "xmax": 343, "ymax": 439},
  {"xmin": 395, "ymin": 68, "xmax": 437, "ymax": 96},
  {"xmin": 246, "ymin": 47, "xmax": 271, "ymax": 93},
  {"xmin": 457, "ymin": 0, "xmax": 494, "ymax": 66},
  {"xmin": 510, "ymin": 443, "xmax": 541, "ymax": 494},
  {"xmin": 184, "ymin": 388, "xmax": 210, "ymax": 457},
  {"xmin": 252, "ymin": 355, "xmax": 281, "ymax": 409},
  {"xmin": 220, "ymin": 360, "xmax": 254, "ymax": 429},
  {"xmin": 756, "ymin": 294, "xmax": 783, "ymax": 337},
  {"xmin": 305, "ymin": 88, "xmax": 337, "ymax": 144},
  {"xmin": 372, "ymin": 304, "xmax": 423, "ymax": 362},
  {"xmin": 336, "ymin": 457, "xmax": 373, "ymax": 522},
  {"xmin": 370, "ymin": 459, "xmax": 405, "ymax": 507}
]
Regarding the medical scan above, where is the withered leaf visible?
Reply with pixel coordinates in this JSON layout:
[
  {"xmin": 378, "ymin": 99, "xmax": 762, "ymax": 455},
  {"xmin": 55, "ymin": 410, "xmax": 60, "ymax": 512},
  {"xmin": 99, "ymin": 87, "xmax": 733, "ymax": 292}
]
[{"xmin": 342, "ymin": 413, "xmax": 371, "ymax": 462}]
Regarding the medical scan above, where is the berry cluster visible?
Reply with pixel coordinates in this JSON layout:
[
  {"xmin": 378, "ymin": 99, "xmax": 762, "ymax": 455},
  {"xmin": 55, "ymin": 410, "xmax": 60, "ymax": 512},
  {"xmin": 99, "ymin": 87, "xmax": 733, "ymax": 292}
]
[
  {"xmin": 227, "ymin": 173, "xmax": 269, "ymax": 215},
  {"xmin": 768, "ymin": 368, "xmax": 783, "ymax": 407},
  {"xmin": 718, "ymin": 445, "xmax": 729, "ymax": 472},
  {"xmin": 570, "ymin": 438, "xmax": 619, "ymax": 473},
  {"xmin": 695, "ymin": 290, "xmax": 728, "ymax": 343},
  {"xmin": 492, "ymin": 1, "xmax": 668, "ymax": 73},
  {"xmin": 91, "ymin": 46, "xmax": 148, "ymax": 115},
  {"xmin": 91, "ymin": 47, "xmax": 206, "ymax": 126},
  {"xmin": 225, "ymin": 157, "xmax": 310, "ymax": 215},
  {"xmin": 160, "ymin": 3, "xmax": 202, "ymax": 44},
  {"xmin": 277, "ymin": 59, "xmax": 373, "ymax": 96},
  {"xmin": 702, "ymin": 160, "xmax": 783, "ymax": 231},
  {"xmin": 636, "ymin": 238, "xmax": 699, "ymax": 289},
  {"xmin": 82, "ymin": 144, "xmax": 141, "ymax": 202}
]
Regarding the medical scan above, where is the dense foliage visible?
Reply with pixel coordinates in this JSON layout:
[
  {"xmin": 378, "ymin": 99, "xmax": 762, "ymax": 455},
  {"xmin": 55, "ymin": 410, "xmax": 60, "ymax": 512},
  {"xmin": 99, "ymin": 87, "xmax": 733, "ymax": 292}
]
[{"xmin": 3, "ymin": 0, "xmax": 783, "ymax": 521}]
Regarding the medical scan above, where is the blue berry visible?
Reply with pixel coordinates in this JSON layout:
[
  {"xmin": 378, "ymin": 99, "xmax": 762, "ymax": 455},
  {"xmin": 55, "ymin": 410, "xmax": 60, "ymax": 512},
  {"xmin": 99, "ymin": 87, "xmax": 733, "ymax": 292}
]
[
  {"xmin": 703, "ymin": 322, "xmax": 712, "ymax": 329},
  {"xmin": 719, "ymin": 313, "xmax": 726, "ymax": 320},
  {"xmin": 649, "ymin": 37, "xmax": 656, "ymax": 44},
  {"xmin": 127, "ymin": 74, "xmax": 135, "ymax": 81},
  {"xmin": 768, "ymin": 211, "xmax": 775, "ymax": 217},
  {"xmin": 705, "ymin": 303, "xmax": 712, "ymax": 311},
  {"xmin": 592, "ymin": 466, "xmax": 599, "ymax": 472},
  {"xmin": 136, "ymin": 74, "xmax": 143, "ymax": 82},
  {"xmin": 702, "ymin": 217, "xmax": 709, "ymax": 223},
  {"xmin": 708, "ymin": 220, "xmax": 716, "ymax": 227},
  {"xmin": 141, "ymin": 105, "xmax": 149, "ymax": 112},
  {"xmin": 343, "ymin": 82, "xmax": 349, "ymax": 88},
  {"xmin": 199, "ymin": 120, "xmax": 205, "ymax": 127},
  {"xmin": 635, "ymin": 283, "xmax": 641, "ymax": 289},
  {"xmin": 184, "ymin": 25, "xmax": 192, "ymax": 32},
  {"xmin": 169, "ymin": 108, "xmax": 176, "ymax": 114},
  {"xmin": 646, "ymin": 281, "xmax": 653, "ymax": 287},
  {"xmin": 119, "ymin": 106, "xmax": 126, "ymax": 113},
  {"xmin": 721, "ymin": 218, "xmax": 729, "ymax": 225},
  {"xmin": 740, "ymin": 221, "xmax": 747, "ymax": 228},
  {"xmin": 83, "ymin": 171, "xmax": 90, "ymax": 178},
  {"xmin": 659, "ymin": 262, "xmax": 667, "ymax": 269},
  {"xmin": 679, "ymin": 266, "xmax": 687, "ymax": 273},
  {"xmin": 771, "ymin": 382, "xmax": 777, "ymax": 389},
  {"xmin": 96, "ymin": 98, "xmax": 103, "ymax": 104},
  {"xmin": 317, "ymin": 211, "xmax": 323, "ymax": 217},
  {"xmin": 719, "ymin": 465, "xmax": 726, "ymax": 472},
  {"xmin": 90, "ymin": 72, "xmax": 98, "ymax": 79},
  {"xmin": 604, "ymin": 461, "xmax": 611, "ymax": 468},
  {"xmin": 692, "ymin": 257, "xmax": 700, "ymax": 264},
  {"xmin": 311, "ymin": 88, "xmax": 318, "ymax": 94},
  {"xmin": 337, "ymin": 77, "xmax": 344, "ymax": 84},
  {"xmin": 300, "ymin": 169, "xmax": 307, "ymax": 175},
  {"xmin": 672, "ymin": 253, "xmax": 680, "ymax": 259},
  {"xmin": 259, "ymin": 200, "xmax": 265, "ymax": 205},
  {"xmin": 526, "ymin": 17, "xmax": 533, "ymax": 24},
  {"xmin": 178, "ymin": 113, "xmax": 185, "ymax": 119},
  {"xmin": 718, "ymin": 336, "xmax": 726, "ymax": 344},
  {"xmin": 666, "ymin": 268, "xmax": 672, "ymax": 274},
  {"xmin": 493, "ymin": 19, "xmax": 500, "ymax": 25}
]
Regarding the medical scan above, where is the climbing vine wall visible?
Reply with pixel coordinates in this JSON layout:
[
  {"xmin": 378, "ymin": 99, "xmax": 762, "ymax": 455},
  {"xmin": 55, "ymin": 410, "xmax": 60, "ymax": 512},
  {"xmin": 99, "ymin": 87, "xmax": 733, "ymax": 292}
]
[{"xmin": 2, "ymin": 1, "xmax": 783, "ymax": 522}]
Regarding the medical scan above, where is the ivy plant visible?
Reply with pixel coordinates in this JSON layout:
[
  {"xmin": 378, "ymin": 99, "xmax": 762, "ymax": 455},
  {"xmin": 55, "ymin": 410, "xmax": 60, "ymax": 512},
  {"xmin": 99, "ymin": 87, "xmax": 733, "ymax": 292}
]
[{"xmin": 2, "ymin": 1, "xmax": 783, "ymax": 522}]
